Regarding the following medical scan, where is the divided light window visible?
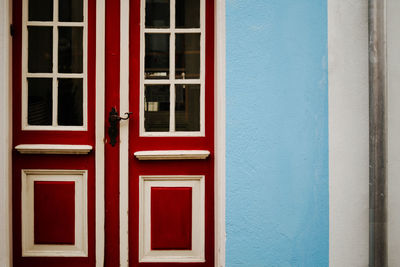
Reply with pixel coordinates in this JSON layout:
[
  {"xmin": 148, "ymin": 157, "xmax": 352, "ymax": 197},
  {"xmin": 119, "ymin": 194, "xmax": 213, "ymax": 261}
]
[
  {"xmin": 141, "ymin": 0, "xmax": 205, "ymax": 136},
  {"xmin": 22, "ymin": 0, "xmax": 87, "ymax": 130}
]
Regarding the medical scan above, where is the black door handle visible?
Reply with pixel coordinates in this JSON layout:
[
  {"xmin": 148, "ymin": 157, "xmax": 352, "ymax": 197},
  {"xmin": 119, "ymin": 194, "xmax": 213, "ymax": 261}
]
[{"xmin": 108, "ymin": 107, "xmax": 132, "ymax": 147}]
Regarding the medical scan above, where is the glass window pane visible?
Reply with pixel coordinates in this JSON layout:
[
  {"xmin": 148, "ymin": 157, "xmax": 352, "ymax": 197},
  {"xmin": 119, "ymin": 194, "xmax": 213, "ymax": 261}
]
[
  {"xmin": 145, "ymin": 85, "xmax": 170, "ymax": 132},
  {"xmin": 28, "ymin": 26, "xmax": 53, "ymax": 73},
  {"xmin": 59, "ymin": 0, "xmax": 83, "ymax": 22},
  {"xmin": 58, "ymin": 78, "xmax": 83, "ymax": 126},
  {"xmin": 29, "ymin": 0, "xmax": 53, "ymax": 21},
  {"xmin": 176, "ymin": 0, "xmax": 200, "ymax": 28},
  {"xmin": 175, "ymin": 33, "xmax": 200, "ymax": 79},
  {"xmin": 58, "ymin": 27, "xmax": 83, "ymax": 73},
  {"xmin": 28, "ymin": 78, "xmax": 52, "ymax": 125},
  {"xmin": 175, "ymin": 84, "xmax": 200, "ymax": 131},
  {"xmin": 145, "ymin": 34, "xmax": 169, "ymax": 79},
  {"xmin": 145, "ymin": 0, "xmax": 169, "ymax": 28}
]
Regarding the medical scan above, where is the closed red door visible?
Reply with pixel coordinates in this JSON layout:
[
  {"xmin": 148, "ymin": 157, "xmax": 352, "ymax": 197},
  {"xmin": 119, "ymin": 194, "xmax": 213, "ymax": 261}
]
[
  {"xmin": 127, "ymin": 0, "xmax": 215, "ymax": 265},
  {"xmin": 12, "ymin": 0, "xmax": 215, "ymax": 266}
]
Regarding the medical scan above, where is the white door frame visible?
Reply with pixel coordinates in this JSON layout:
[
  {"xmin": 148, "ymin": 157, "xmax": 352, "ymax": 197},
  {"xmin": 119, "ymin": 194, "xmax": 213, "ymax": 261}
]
[{"xmin": 0, "ymin": 0, "xmax": 12, "ymax": 266}]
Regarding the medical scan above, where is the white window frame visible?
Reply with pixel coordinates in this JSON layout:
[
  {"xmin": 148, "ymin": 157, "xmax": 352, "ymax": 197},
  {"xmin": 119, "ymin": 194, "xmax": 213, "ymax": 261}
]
[
  {"xmin": 21, "ymin": 0, "xmax": 88, "ymax": 131},
  {"xmin": 139, "ymin": 0, "xmax": 206, "ymax": 137},
  {"xmin": 21, "ymin": 169, "xmax": 88, "ymax": 257}
]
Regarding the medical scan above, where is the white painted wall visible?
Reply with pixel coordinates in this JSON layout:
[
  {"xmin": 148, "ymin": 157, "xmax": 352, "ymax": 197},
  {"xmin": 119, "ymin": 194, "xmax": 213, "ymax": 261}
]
[
  {"xmin": 328, "ymin": 1, "xmax": 369, "ymax": 266},
  {"xmin": 387, "ymin": 1, "xmax": 400, "ymax": 265},
  {"xmin": 0, "ymin": 0, "xmax": 12, "ymax": 266}
]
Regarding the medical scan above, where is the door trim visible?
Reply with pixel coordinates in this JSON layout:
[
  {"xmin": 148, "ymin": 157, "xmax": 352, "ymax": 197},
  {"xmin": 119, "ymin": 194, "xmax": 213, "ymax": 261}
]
[
  {"xmin": 95, "ymin": 0, "xmax": 106, "ymax": 266},
  {"xmin": 214, "ymin": 0, "xmax": 226, "ymax": 266},
  {"xmin": 0, "ymin": 0, "xmax": 12, "ymax": 266},
  {"xmin": 119, "ymin": 0, "xmax": 129, "ymax": 265}
]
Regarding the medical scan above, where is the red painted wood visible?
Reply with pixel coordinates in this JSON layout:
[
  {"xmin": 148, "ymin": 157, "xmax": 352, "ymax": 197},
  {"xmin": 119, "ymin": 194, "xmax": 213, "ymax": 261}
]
[
  {"xmin": 34, "ymin": 181, "xmax": 75, "ymax": 245},
  {"xmin": 12, "ymin": 0, "xmax": 96, "ymax": 265},
  {"xmin": 151, "ymin": 187, "xmax": 192, "ymax": 250},
  {"xmin": 129, "ymin": 0, "xmax": 215, "ymax": 266},
  {"xmin": 104, "ymin": 0, "xmax": 121, "ymax": 266}
]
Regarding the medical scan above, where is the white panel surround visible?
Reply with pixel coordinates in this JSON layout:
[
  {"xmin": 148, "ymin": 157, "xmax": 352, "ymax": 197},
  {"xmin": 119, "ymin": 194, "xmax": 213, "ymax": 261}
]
[
  {"xmin": 139, "ymin": 175, "xmax": 205, "ymax": 263},
  {"xmin": 21, "ymin": 169, "xmax": 88, "ymax": 257},
  {"xmin": 15, "ymin": 144, "xmax": 93, "ymax": 154}
]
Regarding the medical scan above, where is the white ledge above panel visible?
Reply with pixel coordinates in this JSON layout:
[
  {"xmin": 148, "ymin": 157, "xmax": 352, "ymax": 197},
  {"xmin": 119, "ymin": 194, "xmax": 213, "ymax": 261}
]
[
  {"xmin": 134, "ymin": 150, "xmax": 210, "ymax": 160},
  {"xmin": 15, "ymin": 144, "xmax": 93, "ymax": 155}
]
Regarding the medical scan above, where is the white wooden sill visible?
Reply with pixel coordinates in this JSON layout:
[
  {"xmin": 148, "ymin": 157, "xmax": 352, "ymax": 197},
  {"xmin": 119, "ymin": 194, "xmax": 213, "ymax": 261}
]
[
  {"xmin": 134, "ymin": 150, "xmax": 210, "ymax": 160},
  {"xmin": 15, "ymin": 144, "xmax": 93, "ymax": 155}
]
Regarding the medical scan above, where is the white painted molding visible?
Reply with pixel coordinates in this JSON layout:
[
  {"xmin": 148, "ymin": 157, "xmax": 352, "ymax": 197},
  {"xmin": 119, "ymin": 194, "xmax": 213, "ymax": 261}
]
[
  {"xmin": 134, "ymin": 150, "xmax": 210, "ymax": 160},
  {"xmin": 21, "ymin": 169, "xmax": 88, "ymax": 257},
  {"xmin": 119, "ymin": 0, "xmax": 130, "ymax": 265},
  {"xmin": 0, "ymin": 0, "xmax": 12, "ymax": 265},
  {"xmin": 95, "ymin": 0, "xmax": 106, "ymax": 265},
  {"xmin": 15, "ymin": 144, "xmax": 93, "ymax": 154},
  {"xmin": 214, "ymin": 0, "xmax": 226, "ymax": 266}
]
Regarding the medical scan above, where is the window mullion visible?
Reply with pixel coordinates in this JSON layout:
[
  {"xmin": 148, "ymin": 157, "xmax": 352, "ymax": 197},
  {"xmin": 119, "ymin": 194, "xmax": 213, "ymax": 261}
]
[
  {"xmin": 170, "ymin": 0, "xmax": 176, "ymax": 132},
  {"xmin": 52, "ymin": 0, "xmax": 59, "ymax": 126}
]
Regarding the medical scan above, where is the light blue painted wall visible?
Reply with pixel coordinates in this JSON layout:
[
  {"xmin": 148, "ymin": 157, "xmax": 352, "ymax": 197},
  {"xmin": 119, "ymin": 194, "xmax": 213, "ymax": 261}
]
[{"xmin": 226, "ymin": 1, "xmax": 328, "ymax": 266}]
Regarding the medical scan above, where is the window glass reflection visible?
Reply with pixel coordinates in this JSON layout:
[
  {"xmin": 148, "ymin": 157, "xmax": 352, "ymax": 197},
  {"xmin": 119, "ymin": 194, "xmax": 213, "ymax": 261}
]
[
  {"xmin": 145, "ymin": 34, "xmax": 170, "ymax": 79},
  {"xmin": 175, "ymin": 84, "xmax": 200, "ymax": 131},
  {"xmin": 176, "ymin": 33, "xmax": 200, "ymax": 79},
  {"xmin": 145, "ymin": 85, "xmax": 170, "ymax": 132},
  {"xmin": 146, "ymin": 0, "xmax": 170, "ymax": 28},
  {"xmin": 28, "ymin": 78, "xmax": 53, "ymax": 125}
]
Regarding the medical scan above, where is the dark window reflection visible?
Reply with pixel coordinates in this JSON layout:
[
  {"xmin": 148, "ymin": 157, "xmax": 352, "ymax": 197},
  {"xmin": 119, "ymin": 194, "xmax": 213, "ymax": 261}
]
[
  {"xmin": 29, "ymin": 0, "xmax": 53, "ymax": 21},
  {"xmin": 28, "ymin": 26, "xmax": 53, "ymax": 73},
  {"xmin": 175, "ymin": 33, "xmax": 200, "ymax": 79},
  {"xmin": 58, "ymin": 27, "xmax": 83, "ymax": 73},
  {"xmin": 175, "ymin": 84, "xmax": 200, "ymax": 131},
  {"xmin": 28, "ymin": 78, "xmax": 52, "ymax": 125},
  {"xmin": 58, "ymin": 78, "xmax": 83, "ymax": 126},
  {"xmin": 145, "ymin": 0, "xmax": 170, "ymax": 28},
  {"xmin": 59, "ymin": 0, "xmax": 83, "ymax": 22},
  {"xmin": 145, "ymin": 34, "xmax": 169, "ymax": 79},
  {"xmin": 176, "ymin": 0, "xmax": 200, "ymax": 28},
  {"xmin": 145, "ymin": 85, "xmax": 170, "ymax": 132}
]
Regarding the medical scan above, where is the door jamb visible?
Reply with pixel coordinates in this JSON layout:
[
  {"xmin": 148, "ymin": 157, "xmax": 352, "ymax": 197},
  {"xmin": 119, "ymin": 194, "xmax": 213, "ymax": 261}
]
[
  {"xmin": 95, "ymin": 0, "xmax": 106, "ymax": 266},
  {"xmin": 0, "ymin": 0, "xmax": 13, "ymax": 265},
  {"xmin": 214, "ymin": 0, "xmax": 226, "ymax": 266}
]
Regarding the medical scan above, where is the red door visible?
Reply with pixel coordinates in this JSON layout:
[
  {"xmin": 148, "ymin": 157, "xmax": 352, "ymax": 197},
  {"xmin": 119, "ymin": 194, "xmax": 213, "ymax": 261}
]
[
  {"xmin": 12, "ymin": 0, "xmax": 215, "ymax": 266},
  {"xmin": 128, "ymin": 0, "xmax": 214, "ymax": 265}
]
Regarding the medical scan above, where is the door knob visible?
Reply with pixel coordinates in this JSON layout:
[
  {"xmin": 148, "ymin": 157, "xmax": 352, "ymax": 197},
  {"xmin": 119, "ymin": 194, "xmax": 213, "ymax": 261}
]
[{"xmin": 108, "ymin": 107, "xmax": 132, "ymax": 147}]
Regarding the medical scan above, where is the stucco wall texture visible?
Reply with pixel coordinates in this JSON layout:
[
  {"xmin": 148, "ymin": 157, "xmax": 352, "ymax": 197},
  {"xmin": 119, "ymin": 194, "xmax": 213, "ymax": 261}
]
[{"xmin": 226, "ymin": 1, "xmax": 328, "ymax": 266}]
